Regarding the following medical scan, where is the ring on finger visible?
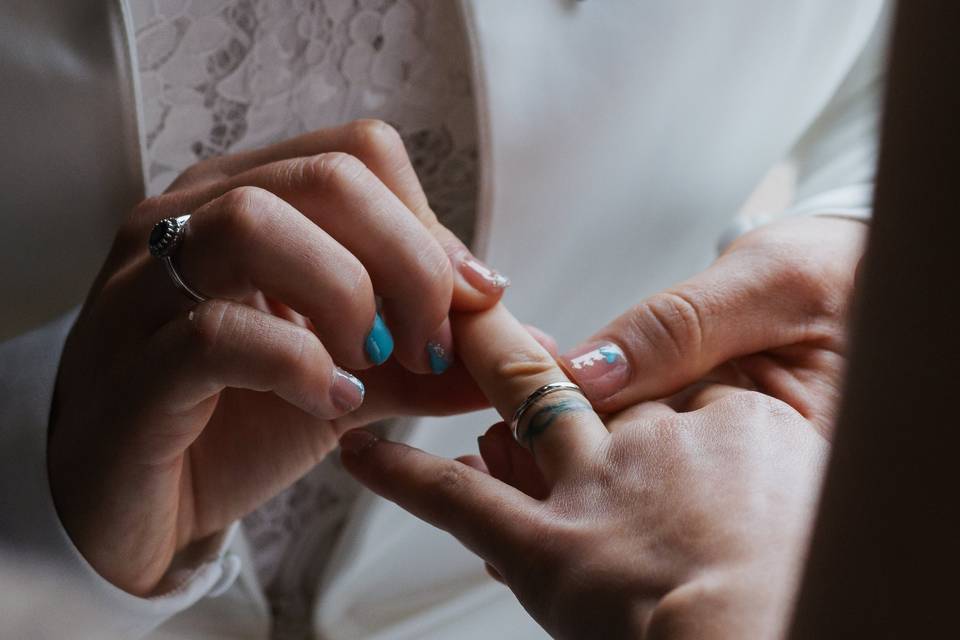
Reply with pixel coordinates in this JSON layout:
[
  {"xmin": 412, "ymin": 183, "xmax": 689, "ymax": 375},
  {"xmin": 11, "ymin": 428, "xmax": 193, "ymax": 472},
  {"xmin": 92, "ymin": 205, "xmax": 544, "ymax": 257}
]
[
  {"xmin": 148, "ymin": 214, "xmax": 208, "ymax": 304},
  {"xmin": 510, "ymin": 381, "xmax": 588, "ymax": 447}
]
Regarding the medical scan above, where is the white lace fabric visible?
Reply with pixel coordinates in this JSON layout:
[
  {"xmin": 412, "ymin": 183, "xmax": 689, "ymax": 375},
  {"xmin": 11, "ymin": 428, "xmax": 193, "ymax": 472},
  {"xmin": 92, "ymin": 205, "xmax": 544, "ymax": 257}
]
[
  {"xmin": 130, "ymin": 1, "xmax": 478, "ymax": 636},
  {"xmin": 133, "ymin": 0, "xmax": 478, "ymax": 242}
]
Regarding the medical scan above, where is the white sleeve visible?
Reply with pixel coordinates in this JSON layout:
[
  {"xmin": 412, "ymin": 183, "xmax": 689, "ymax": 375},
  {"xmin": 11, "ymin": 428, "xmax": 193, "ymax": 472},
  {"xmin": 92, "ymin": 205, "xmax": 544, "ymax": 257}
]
[
  {"xmin": 0, "ymin": 312, "xmax": 241, "ymax": 639},
  {"xmin": 719, "ymin": 2, "xmax": 893, "ymax": 251}
]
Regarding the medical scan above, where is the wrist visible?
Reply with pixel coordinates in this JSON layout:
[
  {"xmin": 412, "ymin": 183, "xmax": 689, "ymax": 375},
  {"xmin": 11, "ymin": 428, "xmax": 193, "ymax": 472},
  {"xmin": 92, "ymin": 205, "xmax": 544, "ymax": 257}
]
[{"xmin": 48, "ymin": 430, "xmax": 179, "ymax": 596}]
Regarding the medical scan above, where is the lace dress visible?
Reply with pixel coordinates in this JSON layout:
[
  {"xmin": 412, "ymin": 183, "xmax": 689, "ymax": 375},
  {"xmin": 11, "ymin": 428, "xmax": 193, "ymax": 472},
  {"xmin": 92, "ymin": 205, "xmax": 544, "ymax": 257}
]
[{"xmin": 129, "ymin": 1, "xmax": 479, "ymax": 636}]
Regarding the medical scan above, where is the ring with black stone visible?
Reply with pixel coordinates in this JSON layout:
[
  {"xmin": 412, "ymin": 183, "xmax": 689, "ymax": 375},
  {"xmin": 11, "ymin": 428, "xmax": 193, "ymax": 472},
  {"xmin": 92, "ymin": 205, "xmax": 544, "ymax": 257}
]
[{"xmin": 148, "ymin": 214, "xmax": 208, "ymax": 304}]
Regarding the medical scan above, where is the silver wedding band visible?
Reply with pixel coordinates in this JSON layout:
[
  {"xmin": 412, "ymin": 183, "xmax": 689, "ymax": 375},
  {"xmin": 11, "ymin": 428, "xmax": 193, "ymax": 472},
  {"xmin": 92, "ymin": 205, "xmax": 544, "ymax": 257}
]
[
  {"xmin": 510, "ymin": 381, "xmax": 586, "ymax": 445},
  {"xmin": 148, "ymin": 214, "xmax": 208, "ymax": 304}
]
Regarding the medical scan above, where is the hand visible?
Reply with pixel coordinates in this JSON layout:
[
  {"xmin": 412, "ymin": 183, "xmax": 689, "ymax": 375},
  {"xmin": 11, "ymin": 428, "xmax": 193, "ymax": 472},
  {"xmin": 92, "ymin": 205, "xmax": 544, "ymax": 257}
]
[
  {"xmin": 559, "ymin": 216, "xmax": 865, "ymax": 437},
  {"xmin": 48, "ymin": 120, "xmax": 509, "ymax": 595},
  {"xmin": 341, "ymin": 305, "xmax": 828, "ymax": 639}
]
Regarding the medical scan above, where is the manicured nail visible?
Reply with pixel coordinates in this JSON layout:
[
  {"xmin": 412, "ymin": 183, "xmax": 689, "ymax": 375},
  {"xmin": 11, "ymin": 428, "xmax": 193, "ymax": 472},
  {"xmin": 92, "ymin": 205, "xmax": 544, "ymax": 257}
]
[
  {"xmin": 459, "ymin": 256, "xmax": 510, "ymax": 295},
  {"xmin": 340, "ymin": 428, "xmax": 378, "ymax": 454},
  {"xmin": 426, "ymin": 342, "xmax": 453, "ymax": 374},
  {"xmin": 364, "ymin": 313, "xmax": 394, "ymax": 365},
  {"xmin": 562, "ymin": 341, "xmax": 630, "ymax": 400},
  {"xmin": 330, "ymin": 368, "xmax": 365, "ymax": 414},
  {"xmin": 426, "ymin": 321, "xmax": 454, "ymax": 375}
]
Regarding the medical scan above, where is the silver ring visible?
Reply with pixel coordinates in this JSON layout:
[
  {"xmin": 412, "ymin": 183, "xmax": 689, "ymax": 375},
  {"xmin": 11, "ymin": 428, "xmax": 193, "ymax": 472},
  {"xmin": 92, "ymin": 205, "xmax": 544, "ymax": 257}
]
[
  {"xmin": 510, "ymin": 381, "xmax": 586, "ymax": 445},
  {"xmin": 148, "ymin": 214, "xmax": 208, "ymax": 304}
]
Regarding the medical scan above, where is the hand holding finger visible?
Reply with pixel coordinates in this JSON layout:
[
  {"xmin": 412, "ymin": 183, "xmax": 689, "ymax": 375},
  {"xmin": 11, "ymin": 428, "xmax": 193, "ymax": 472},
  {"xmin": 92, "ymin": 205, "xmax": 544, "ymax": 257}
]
[
  {"xmin": 561, "ymin": 217, "xmax": 865, "ymax": 415},
  {"xmin": 453, "ymin": 304, "xmax": 608, "ymax": 482}
]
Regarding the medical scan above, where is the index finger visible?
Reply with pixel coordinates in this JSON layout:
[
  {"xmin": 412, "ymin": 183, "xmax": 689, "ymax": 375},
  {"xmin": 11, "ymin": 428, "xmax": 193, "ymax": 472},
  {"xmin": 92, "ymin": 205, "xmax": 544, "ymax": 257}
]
[
  {"xmin": 339, "ymin": 429, "xmax": 540, "ymax": 571},
  {"xmin": 453, "ymin": 304, "xmax": 608, "ymax": 482}
]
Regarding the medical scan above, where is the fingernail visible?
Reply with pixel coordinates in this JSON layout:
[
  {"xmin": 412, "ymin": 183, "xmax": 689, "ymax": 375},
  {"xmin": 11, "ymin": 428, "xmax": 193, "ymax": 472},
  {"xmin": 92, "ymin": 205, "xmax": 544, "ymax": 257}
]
[
  {"xmin": 365, "ymin": 313, "xmax": 394, "ymax": 365},
  {"xmin": 340, "ymin": 428, "xmax": 378, "ymax": 454},
  {"xmin": 330, "ymin": 368, "xmax": 365, "ymax": 414},
  {"xmin": 562, "ymin": 341, "xmax": 630, "ymax": 400},
  {"xmin": 459, "ymin": 256, "xmax": 510, "ymax": 295},
  {"xmin": 427, "ymin": 342, "xmax": 453, "ymax": 374},
  {"xmin": 426, "ymin": 321, "xmax": 454, "ymax": 375}
]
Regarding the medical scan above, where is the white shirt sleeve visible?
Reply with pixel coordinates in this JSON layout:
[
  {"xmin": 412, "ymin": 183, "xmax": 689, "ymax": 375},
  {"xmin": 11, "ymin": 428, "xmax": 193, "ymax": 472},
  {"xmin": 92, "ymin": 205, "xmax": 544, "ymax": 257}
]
[
  {"xmin": 718, "ymin": 1, "xmax": 892, "ymax": 252},
  {"xmin": 0, "ymin": 312, "xmax": 241, "ymax": 639}
]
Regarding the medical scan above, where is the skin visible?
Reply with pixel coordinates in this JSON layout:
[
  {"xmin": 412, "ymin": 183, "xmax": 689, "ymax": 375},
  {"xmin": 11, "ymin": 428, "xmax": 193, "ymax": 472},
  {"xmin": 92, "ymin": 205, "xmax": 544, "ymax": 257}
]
[
  {"xmin": 342, "ymin": 304, "xmax": 829, "ymax": 639},
  {"xmin": 335, "ymin": 198, "xmax": 865, "ymax": 640},
  {"xmin": 561, "ymin": 215, "xmax": 866, "ymax": 438},
  {"xmin": 47, "ymin": 119, "xmax": 509, "ymax": 596}
]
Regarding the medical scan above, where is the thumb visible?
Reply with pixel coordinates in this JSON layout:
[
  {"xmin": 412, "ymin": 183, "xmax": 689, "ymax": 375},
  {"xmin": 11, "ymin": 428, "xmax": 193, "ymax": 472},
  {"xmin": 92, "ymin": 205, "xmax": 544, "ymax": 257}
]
[{"xmin": 560, "ymin": 251, "xmax": 817, "ymax": 412}]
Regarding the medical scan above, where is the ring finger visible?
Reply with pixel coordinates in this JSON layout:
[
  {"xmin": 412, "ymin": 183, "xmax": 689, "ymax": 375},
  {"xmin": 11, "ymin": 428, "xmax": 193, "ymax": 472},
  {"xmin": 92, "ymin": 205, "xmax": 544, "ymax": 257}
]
[
  {"xmin": 452, "ymin": 304, "xmax": 609, "ymax": 484},
  {"xmin": 129, "ymin": 186, "xmax": 378, "ymax": 370}
]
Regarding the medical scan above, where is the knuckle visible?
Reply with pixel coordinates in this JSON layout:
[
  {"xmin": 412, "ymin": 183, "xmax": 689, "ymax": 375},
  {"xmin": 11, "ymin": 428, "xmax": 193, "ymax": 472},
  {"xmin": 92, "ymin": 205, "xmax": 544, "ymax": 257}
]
[
  {"xmin": 642, "ymin": 415, "xmax": 691, "ymax": 459},
  {"xmin": 298, "ymin": 151, "xmax": 368, "ymax": 193},
  {"xmin": 321, "ymin": 258, "xmax": 373, "ymax": 315},
  {"xmin": 275, "ymin": 325, "xmax": 317, "ymax": 376},
  {"xmin": 406, "ymin": 234, "xmax": 453, "ymax": 295},
  {"xmin": 118, "ymin": 199, "xmax": 160, "ymax": 248},
  {"xmin": 717, "ymin": 388, "xmax": 780, "ymax": 417},
  {"xmin": 346, "ymin": 119, "xmax": 405, "ymax": 160},
  {"xmin": 211, "ymin": 186, "xmax": 276, "ymax": 246},
  {"xmin": 494, "ymin": 347, "xmax": 558, "ymax": 384},
  {"xmin": 131, "ymin": 195, "xmax": 165, "ymax": 222},
  {"xmin": 431, "ymin": 461, "xmax": 469, "ymax": 495},
  {"xmin": 635, "ymin": 290, "xmax": 706, "ymax": 362},
  {"xmin": 186, "ymin": 300, "xmax": 237, "ymax": 358}
]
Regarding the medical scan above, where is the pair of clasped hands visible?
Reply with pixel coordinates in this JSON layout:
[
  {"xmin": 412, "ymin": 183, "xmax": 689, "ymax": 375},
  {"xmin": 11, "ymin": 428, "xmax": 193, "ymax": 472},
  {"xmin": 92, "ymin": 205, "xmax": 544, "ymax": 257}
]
[{"xmin": 49, "ymin": 121, "xmax": 863, "ymax": 638}]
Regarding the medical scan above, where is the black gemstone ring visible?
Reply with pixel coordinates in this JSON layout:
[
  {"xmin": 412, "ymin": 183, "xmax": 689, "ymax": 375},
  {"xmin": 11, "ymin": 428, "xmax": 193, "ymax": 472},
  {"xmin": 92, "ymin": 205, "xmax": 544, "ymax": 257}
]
[
  {"xmin": 149, "ymin": 214, "xmax": 190, "ymax": 258},
  {"xmin": 148, "ymin": 214, "xmax": 208, "ymax": 303}
]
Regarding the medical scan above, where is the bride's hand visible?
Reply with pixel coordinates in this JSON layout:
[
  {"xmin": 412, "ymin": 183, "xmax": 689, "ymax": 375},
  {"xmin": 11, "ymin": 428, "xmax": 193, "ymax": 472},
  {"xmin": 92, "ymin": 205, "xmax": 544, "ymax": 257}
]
[
  {"xmin": 341, "ymin": 304, "xmax": 828, "ymax": 639},
  {"xmin": 560, "ymin": 216, "xmax": 865, "ymax": 437},
  {"xmin": 48, "ymin": 120, "xmax": 507, "ymax": 595}
]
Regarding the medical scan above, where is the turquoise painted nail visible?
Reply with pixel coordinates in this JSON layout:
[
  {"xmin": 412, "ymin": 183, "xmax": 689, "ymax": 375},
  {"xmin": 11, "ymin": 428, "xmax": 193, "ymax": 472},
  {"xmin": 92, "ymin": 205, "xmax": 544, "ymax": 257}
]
[
  {"xmin": 427, "ymin": 342, "xmax": 453, "ymax": 375},
  {"xmin": 365, "ymin": 313, "xmax": 394, "ymax": 365}
]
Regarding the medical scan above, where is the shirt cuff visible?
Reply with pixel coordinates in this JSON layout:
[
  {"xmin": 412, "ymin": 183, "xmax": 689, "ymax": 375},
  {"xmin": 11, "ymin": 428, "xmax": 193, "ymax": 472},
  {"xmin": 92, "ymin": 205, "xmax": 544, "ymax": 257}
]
[
  {"xmin": 717, "ymin": 183, "xmax": 873, "ymax": 253},
  {"xmin": 0, "ymin": 312, "xmax": 241, "ymax": 638}
]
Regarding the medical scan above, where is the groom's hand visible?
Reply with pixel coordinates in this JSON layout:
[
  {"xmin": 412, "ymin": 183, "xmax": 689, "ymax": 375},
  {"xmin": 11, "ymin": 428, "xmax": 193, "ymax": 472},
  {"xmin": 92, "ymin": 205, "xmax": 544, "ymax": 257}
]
[{"xmin": 341, "ymin": 303, "xmax": 828, "ymax": 639}]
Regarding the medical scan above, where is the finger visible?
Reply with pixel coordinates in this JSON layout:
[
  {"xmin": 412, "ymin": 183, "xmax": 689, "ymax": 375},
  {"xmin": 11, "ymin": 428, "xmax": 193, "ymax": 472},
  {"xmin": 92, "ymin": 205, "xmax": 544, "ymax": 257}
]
[
  {"xmin": 485, "ymin": 563, "xmax": 505, "ymax": 584},
  {"xmin": 167, "ymin": 120, "xmax": 507, "ymax": 311},
  {"xmin": 437, "ymin": 451, "xmax": 517, "ymax": 585},
  {"xmin": 150, "ymin": 300, "xmax": 365, "ymax": 418},
  {"xmin": 242, "ymin": 121, "xmax": 510, "ymax": 311},
  {"xmin": 328, "ymin": 323, "xmax": 559, "ymax": 432},
  {"xmin": 453, "ymin": 304, "xmax": 608, "ymax": 483},
  {"xmin": 478, "ymin": 422, "xmax": 549, "ymax": 499},
  {"xmin": 328, "ymin": 358, "xmax": 488, "ymax": 434},
  {"xmin": 735, "ymin": 349, "xmax": 841, "ymax": 438},
  {"xmin": 340, "ymin": 429, "xmax": 541, "ymax": 569},
  {"xmin": 131, "ymin": 187, "xmax": 382, "ymax": 370},
  {"xmin": 455, "ymin": 455, "xmax": 488, "ymax": 473},
  {"xmin": 560, "ymin": 248, "xmax": 829, "ymax": 412},
  {"xmin": 523, "ymin": 324, "xmax": 560, "ymax": 358},
  {"xmin": 143, "ymin": 155, "xmax": 457, "ymax": 374}
]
